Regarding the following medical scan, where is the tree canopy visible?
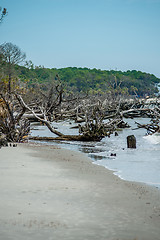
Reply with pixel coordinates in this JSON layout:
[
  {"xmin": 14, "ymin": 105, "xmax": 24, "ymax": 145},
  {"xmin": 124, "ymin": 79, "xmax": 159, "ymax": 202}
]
[
  {"xmin": 0, "ymin": 43, "xmax": 26, "ymax": 94},
  {"xmin": 0, "ymin": 42, "xmax": 160, "ymax": 97},
  {"xmin": 15, "ymin": 65, "xmax": 160, "ymax": 97}
]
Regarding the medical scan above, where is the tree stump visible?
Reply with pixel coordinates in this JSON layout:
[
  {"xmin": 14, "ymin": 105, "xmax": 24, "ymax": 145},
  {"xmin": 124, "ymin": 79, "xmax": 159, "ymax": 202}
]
[{"xmin": 127, "ymin": 135, "xmax": 136, "ymax": 148}]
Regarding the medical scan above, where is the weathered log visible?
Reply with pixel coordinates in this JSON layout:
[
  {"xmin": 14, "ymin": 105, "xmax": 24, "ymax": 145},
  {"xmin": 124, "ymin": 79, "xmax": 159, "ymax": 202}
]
[
  {"xmin": 122, "ymin": 108, "xmax": 152, "ymax": 118},
  {"xmin": 127, "ymin": 135, "xmax": 136, "ymax": 148},
  {"xmin": 75, "ymin": 117, "xmax": 85, "ymax": 123},
  {"xmin": 22, "ymin": 113, "xmax": 44, "ymax": 122},
  {"xmin": 29, "ymin": 134, "xmax": 102, "ymax": 142},
  {"xmin": 135, "ymin": 121, "xmax": 160, "ymax": 134}
]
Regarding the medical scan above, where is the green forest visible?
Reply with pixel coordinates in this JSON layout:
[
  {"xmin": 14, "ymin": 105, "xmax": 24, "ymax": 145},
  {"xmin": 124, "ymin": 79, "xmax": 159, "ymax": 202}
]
[
  {"xmin": 0, "ymin": 42, "xmax": 160, "ymax": 98},
  {"xmin": 16, "ymin": 64, "xmax": 160, "ymax": 97}
]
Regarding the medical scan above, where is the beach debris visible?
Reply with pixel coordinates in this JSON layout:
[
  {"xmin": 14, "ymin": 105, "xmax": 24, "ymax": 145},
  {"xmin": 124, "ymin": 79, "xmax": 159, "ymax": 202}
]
[
  {"xmin": 135, "ymin": 121, "xmax": 160, "ymax": 135},
  {"xmin": 1, "ymin": 81, "xmax": 159, "ymax": 143},
  {"xmin": 127, "ymin": 135, "xmax": 136, "ymax": 148},
  {"xmin": 110, "ymin": 153, "xmax": 116, "ymax": 157}
]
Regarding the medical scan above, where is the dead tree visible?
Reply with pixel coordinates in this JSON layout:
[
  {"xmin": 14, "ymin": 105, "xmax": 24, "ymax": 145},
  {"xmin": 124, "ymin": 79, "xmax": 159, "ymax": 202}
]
[
  {"xmin": 135, "ymin": 121, "xmax": 160, "ymax": 135},
  {"xmin": 134, "ymin": 103, "xmax": 160, "ymax": 135},
  {"xmin": 0, "ymin": 93, "xmax": 30, "ymax": 142},
  {"xmin": 17, "ymin": 94, "xmax": 128, "ymax": 141},
  {"xmin": 0, "ymin": 89, "xmax": 132, "ymax": 143},
  {"xmin": 24, "ymin": 74, "xmax": 88, "ymax": 122}
]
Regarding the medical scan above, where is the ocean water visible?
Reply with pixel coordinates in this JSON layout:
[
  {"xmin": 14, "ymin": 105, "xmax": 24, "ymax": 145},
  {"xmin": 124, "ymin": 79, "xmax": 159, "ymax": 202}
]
[{"xmin": 30, "ymin": 118, "xmax": 160, "ymax": 188}]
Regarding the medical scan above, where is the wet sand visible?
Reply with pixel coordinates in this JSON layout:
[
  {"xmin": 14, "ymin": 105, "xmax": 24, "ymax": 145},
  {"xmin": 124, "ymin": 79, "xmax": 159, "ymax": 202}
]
[{"xmin": 0, "ymin": 143, "xmax": 160, "ymax": 240}]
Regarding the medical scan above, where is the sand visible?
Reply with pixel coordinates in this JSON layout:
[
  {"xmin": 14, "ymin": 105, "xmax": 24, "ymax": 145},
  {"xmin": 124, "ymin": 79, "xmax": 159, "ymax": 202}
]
[{"xmin": 0, "ymin": 143, "xmax": 160, "ymax": 240}]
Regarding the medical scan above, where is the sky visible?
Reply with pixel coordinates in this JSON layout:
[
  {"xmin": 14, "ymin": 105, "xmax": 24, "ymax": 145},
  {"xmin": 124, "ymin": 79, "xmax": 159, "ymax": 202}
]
[{"xmin": 0, "ymin": 0, "xmax": 160, "ymax": 78}]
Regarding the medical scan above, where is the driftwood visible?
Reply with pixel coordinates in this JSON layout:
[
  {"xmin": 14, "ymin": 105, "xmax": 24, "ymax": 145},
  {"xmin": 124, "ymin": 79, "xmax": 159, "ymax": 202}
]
[
  {"xmin": 21, "ymin": 92, "xmax": 160, "ymax": 124},
  {"xmin": 122, "ymin": 108, "xmax": 153, "ymax": 118},
  {"xmin": 29, "ymin": 135, "xmax": 101, "ymax": 142},
  {"xmin": 29, "ymin": 118, "xmax": 130, "ymax": 142},
  {"xmin": 28, "ymin": 97, "xmax": 160, "ymax": 142},
  {"xmin": 16, "ymin": 94, "xmax": 132, "ymax": 142},
  {"xmin": 16, "ymin": 95, "xmax": 102, "ymax": 141},
  {"xmin": 22, "ymin": 113, "xmax": 44, "ymax": 122},
  {"xmin": 16, "ymin": 94, "xmax": 64, "ymax": 137},
  {"xmin": 2, "ymin": 88, "xmax": 159, "ymax": 143},
  {"xmin": 135, "ymin": 121, "xmax": 160, "ymax": 135},
  {"xmin": 134, "ymin": 103, "xmax": 160, "ymax": 135}
]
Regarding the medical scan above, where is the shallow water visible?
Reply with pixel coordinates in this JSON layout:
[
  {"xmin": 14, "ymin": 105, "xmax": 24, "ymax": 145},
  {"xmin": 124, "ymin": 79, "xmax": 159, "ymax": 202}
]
[{"xmin": 30, "ymin": 118, "xmax": 160, "ymax": 188}]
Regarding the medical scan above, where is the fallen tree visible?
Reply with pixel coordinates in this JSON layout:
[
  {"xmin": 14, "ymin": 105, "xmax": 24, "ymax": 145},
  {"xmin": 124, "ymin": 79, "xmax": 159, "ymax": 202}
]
[
  {"xmin": 1, "ymin": 89, "xmax": 159, "ymax": 143},
  {"xmin": 134, "ymin": 105, "xmax": 160, "ymax": 135},
  {"xmin": 135, "ymin": 121, "xmax": 160, "ymax": 135},
  {"xmin": 16, "ymin": 94, "xmax": 130, "ymax": 141}
]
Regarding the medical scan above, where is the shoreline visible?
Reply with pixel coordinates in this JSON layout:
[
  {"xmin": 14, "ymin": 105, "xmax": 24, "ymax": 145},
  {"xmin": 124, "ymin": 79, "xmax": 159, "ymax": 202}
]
[
  {"xmin": 30, "ymin": 119, "xmax": 160, "ymax": 190},
  {"xmin": 31, "ymin": 140, "xmax": 160, "ymax": 190},
  {"xmin": 0, "ymin": 143, "xmax": 160, "ymax": 240},
  {"xmin": 30, "ymin": 142, "xmax": 160, "ymax": 190},
  {"xmin": 95, "ymin": 163, "xmax": 160, "ymax": 190},
  {"xmin": 95, "ymin": 162, "xmax": 160, "ymax": 190}
]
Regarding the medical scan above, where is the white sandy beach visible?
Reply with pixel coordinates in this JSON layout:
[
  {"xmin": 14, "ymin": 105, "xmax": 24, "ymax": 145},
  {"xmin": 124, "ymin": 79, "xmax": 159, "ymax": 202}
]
[{"xmin": 0, "ymin": 143, "xmax": 160, "ymax": 240}]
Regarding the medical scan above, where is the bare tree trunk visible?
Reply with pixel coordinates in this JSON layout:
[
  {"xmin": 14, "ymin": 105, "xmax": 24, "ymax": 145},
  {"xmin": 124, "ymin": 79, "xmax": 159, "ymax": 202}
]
[{"xmin": 16, "ymin": 94, "xmax": 64, "ymax": 137}]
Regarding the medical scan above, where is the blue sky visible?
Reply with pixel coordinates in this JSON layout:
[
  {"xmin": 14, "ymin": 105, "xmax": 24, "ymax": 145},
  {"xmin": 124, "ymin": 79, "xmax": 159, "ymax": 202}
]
[{"xmin": 1, "ymin": 0, "xmax": 160, "ymax": 77}]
